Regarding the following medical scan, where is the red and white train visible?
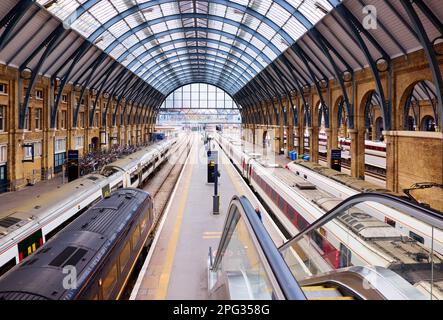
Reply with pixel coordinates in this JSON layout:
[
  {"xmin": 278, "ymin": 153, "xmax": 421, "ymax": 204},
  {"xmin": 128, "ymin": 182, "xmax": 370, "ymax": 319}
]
[
  {"xmin": 314, "ymin": 132, "xmax": 386, "ymax": 176},
  {"xmin": 216, "ymin": 133, "xmax": 443, "ymax": 297}
]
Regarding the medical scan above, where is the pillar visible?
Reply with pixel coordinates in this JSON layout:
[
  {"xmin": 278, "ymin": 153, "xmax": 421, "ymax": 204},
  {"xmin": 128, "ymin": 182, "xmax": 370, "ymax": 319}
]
[
  {"xmin": 325, "ymin": 128, "xmax": 333, "ymax": 168},
  {"xmin": 294, "ymin": 126, "xmax": 303, "ymax": 156},
  {"xmin": 287, "ymin": 125, "xmax": 294, "ymax": 158},
  {"xmin": 349, "ymin": 129, "xmax": 365, "ymax": 179},
  {"xmin": 308, "ymin": 127, "xmax": 319, "ymax": 163}
]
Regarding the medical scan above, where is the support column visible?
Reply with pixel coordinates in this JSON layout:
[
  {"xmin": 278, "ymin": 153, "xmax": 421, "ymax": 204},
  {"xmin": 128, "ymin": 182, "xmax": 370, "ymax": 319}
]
[
  {"xmin": 331, "ymin": 125, "xmax": 339, "ymax": 149},
  {"xmin": 325, "ymin": 128, "xmax": 333, "ymax": 168},
  {"xmin": 308, "ymin": 127, "xmax": 319, "ymax": 163},
  {"xmin": 295, "ymin": 126, "xmax": 303, "ymax": 156},
  {"xmin": 349, "ymin": 129, "xmax": 365, "ymax": 179},
  {"xmin": 287, "ymin": 125, "xmax": 294, "ymax": 158}
]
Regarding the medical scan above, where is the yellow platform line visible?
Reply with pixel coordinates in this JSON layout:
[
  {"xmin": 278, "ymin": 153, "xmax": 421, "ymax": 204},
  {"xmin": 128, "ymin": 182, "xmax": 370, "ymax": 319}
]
[
  {"xmin": 155, "ymin": 141, "xmax": 195, "ymax": 300},
  {"xmin": 203, "ymin": 231, "xmax": 222, "ymax": 235}
]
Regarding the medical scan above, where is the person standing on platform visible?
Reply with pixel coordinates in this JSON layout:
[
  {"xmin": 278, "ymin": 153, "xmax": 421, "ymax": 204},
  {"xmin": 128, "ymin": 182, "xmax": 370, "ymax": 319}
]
[{"xmin": 255, "ymin": 207, "xmax": 262, "ymax": 222}]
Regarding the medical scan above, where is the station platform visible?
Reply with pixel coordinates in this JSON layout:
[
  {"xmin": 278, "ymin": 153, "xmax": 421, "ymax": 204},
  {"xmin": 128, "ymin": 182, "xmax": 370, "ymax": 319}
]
[
  {"xmin": 131, "ymin": 133, "xmax": 285, "ymax": 300},
  {"xmin": 0, "ymin": 176, "xmax": 64, "ymax": 213}
]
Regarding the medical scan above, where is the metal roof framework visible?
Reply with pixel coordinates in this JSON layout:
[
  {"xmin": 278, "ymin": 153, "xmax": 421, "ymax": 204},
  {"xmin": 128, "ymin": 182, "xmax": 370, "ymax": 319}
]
[
  {"xmin": 0, "ymin": 0, "xmax": 441, "ymax": 130},
  {"xmin": 236, "ymin": 0, "xmax": 443, "ymax": 131}
]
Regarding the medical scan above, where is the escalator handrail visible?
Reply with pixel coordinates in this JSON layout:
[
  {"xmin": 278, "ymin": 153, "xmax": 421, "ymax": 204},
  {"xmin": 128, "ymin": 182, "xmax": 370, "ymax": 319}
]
[
  {"xmin": 212, "ymin": 195, "xmax": 306, "ymax": 300},
  {"xmin": 279, "ymin": 192, "xmax": 443, "ymax": 252}
]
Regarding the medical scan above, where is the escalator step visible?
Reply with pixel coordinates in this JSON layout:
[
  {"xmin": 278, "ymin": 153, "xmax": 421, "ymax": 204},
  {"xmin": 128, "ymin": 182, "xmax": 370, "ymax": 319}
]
[
  {"xmin": 309, "ymin": 296, "xmax": 354, "ymax": 300},
  {"xmin": 301, "ymin": 286, "xmax": 336, "ymax": 292},
  {"xmin": 301, "ymin": 286, "xmax": 346, "ymax": 299}
]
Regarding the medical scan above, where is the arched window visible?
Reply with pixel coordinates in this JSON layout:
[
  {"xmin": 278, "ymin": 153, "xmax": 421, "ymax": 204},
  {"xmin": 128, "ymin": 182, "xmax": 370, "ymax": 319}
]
[
  {"xmin": 404, "ymin": 81, "xmax": 439, "ymax": 132},
  {"xmin": 421, "ymin": 115, "xmax": 436, "ymax": 132},
  {"xmin": 159, "ymin": 84, "xmax": 241, "ymax": 124}
]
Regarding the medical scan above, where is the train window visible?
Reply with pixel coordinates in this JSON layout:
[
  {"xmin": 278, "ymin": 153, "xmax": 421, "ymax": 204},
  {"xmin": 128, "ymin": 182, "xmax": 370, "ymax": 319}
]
[
  {"xmin": 130, "ymin": 174, "xmax": 138, "ymax": 185},
  {"xmin": 297, "ymin": 215, "xmax": 309, "ymax": 231},
  {"xmin": 140, "ymin": 216, "xmax": 148, "ymax": 232},
  {"xmin": 409, "ymin": 231, "xmax": 425, "ymax": 244},
  {"xmin": 339, "ymin": 244, "xmax": 352, "ymax": 268},
  {"xmin": 132, "ymin": 225, "xmax": 140, "ymax": 248},
  {"xmin": 311, "ymin": 231, "xmax": 324, "ymax": 251},
  {"xmin": 272, "ymin": 190, "xmax": 277, "ymax": 202},
  {"xmin": 286, "ymin": 206, "xmax": 294, "ymax": 220},
  {"xmin": 0, "ymin": 258, "xmax": 16, "ymax": 277},
  {"xmin": 119, "ymin": 241, "xmax": 131, "ymax": 270},
  {"xmin": 102, "ymin": 263, "xmax": 118, "ymax": 299},
  {"xmin": 267, "ymin": 184, "xmax": 272, "ymax": 196}
]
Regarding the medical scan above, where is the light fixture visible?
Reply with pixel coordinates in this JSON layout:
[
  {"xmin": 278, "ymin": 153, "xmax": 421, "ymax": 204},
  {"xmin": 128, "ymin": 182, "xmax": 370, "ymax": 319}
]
[
  {"xmin": 342, "ymin": 71, "xmax": 352, "ymax": 82},
  {"xmin": 433, "ymin": 36, "xmax": 443, "ymax": 56},
  {"xmin": 21, "ymin": 67, "xmax": 32, "ymax": 79},
  {"xmin": 376, "ymin": 58, "xmax": 389, "ymax": 72}
]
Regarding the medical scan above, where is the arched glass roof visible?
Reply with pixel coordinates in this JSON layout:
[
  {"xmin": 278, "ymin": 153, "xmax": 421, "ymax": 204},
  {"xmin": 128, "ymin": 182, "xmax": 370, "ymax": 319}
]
[{"xmin": 37, "ymin": 0, "xmax": 338, "ymax": 96}]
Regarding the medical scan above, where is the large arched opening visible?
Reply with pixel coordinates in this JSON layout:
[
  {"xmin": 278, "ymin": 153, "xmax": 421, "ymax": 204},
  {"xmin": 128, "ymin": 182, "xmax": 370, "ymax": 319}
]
[
  {"xmin": 158, "ymin": 83, "xmax": 242, "ymax": 134},
  {"xmin": 402, "ymin": 80, "xmax": 439, "ymax": 132}
]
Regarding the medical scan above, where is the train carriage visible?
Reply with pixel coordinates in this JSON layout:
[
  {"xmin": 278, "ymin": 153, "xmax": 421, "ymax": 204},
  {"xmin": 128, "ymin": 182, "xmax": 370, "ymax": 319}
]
[
  {"xmin": 0, "ymin": 188, "xmax": 155, "ymax": 300},
  {"xmin": 215, "ymin": 133, "xmax": 443, "ymax": 279},
  {"xmin": 0, "ymin": 137, "xmax": 181, "ymax": 277}
]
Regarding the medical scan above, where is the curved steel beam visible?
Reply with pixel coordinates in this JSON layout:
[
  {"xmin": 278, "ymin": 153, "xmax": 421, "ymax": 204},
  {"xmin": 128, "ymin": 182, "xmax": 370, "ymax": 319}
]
[
  {"xmin": 136, "ymin": 46, "xmax": 256, "ymax": 81},
  {"xmin": 146, "ymin": 54, "xmax": 249, "ymax": 89},
  {"xmin": 161, "ymin": 72, "xmax": 244, "ymax": 96},
  {"xmin": 154, "ymin": 64, "xmax": 246, "ymax": 94},
  {"xmin": 128, "ymin": 38, "xmax": 262, "ymax": 74}
]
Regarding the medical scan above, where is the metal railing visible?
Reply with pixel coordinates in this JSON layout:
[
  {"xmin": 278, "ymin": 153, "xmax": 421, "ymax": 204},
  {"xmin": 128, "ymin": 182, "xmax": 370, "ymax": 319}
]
[
  {"xmin": 279, "ymin": 192, "xmax": 443, "ymax": 253},
  {"xmin": 210, "ymin": 195, "xmax": 306, "ymax": 300}
]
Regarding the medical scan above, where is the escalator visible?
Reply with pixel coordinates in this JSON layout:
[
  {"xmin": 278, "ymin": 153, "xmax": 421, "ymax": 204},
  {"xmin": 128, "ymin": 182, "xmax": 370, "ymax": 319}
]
[
  {"xmin": 207, "ymin": 195, "xmax": 306, "ymax": 300},
  {"xmin": 209, "ymin": 193, "xmax": 443, "ymax": 300}
]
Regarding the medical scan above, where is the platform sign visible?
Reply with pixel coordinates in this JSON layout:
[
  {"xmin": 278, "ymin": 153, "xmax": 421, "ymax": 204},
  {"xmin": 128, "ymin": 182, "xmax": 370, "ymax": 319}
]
[
  {"xmin": 67, "ymin": 150, "xmax": 80, "ymax": 182},
  {"xmin": 67, "ymin": 150, "xmax": 79, "ymax": 182},
  {"xmin": 207, "ymin": 151, "xmax": 218, "ymax": 183},
  {"xmin": 68, "ymin": 149, "xmax": 79, "ymax": 160},
  {"xmin": 331, "ymin": 149, "xmax": 342, "ymax": 172}
]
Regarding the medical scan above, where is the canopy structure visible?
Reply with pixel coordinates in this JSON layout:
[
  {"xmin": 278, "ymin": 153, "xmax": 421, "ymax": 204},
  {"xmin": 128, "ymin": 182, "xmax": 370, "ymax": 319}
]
[
  {"xmin": 0, "ymin": 0, "xmax": 441, "ymax": 129},
  {"xmin": 36, "ymin": 0, "xmax": 336, "ymax": 97}
]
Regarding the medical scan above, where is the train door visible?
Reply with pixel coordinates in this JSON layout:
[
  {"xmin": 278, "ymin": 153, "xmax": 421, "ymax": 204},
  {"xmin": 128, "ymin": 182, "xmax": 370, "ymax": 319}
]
[
  {"xmin": 18, "ymin": 229, "xmax": 44, "ymax": 262},
  {"xmin": 0, "ymin": 164, "xmax": 7, "ymax": 193}
]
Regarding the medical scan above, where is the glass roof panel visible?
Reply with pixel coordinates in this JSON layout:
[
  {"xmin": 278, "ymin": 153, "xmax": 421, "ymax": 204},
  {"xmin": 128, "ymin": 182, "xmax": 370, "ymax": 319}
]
[{"xmin": 39, "ymin": 0, "xmax": 341, "ymax": 94}]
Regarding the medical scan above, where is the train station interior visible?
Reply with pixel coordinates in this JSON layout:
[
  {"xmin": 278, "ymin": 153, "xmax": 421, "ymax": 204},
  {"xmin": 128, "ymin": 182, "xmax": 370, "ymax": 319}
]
[{"xmin": 0, "ymin": 0, "xmax": 442, "ymax": 302}]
